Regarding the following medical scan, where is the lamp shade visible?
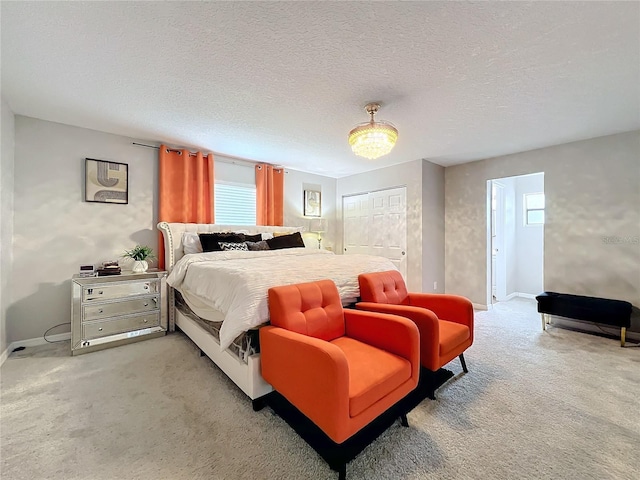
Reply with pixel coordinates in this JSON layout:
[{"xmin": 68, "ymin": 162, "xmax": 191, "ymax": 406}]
[
  {"xmin": 309, "ymin": 218, "xmax": 326, "ymax": 233},
  {"xmin": 348, "ymin": 103, "xmax": 398, "ymax": 160}
]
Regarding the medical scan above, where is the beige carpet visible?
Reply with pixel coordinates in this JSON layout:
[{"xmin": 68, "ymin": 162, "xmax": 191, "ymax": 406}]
[{"xmin": 1, "ymin": 298, "xmax": 638, "ymax": 480}]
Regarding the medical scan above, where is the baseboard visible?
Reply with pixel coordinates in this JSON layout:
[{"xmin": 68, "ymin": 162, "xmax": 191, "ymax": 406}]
[
  {"xmin": 516, "ymin": 292, "xmax": 537, "ymax": 300},
  {"xmin": 0, "ymin": 344, "xmax": 12, "ymax": 367},
  {"xmin": 473, "ymin": 303, "xmax": 488, "ymax": 311},
  {"xmin": 502, "ymin": 292, "xmax": 536, "ymax": 302},
  {"xmin": 0, "ymin": 332, "xmax": 71, "ymax": 367}
]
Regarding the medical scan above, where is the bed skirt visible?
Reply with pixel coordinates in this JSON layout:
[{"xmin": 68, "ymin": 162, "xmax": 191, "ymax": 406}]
[{"xmin": 174, "ymin": 291, "xmax": 261, "ymax": 364}]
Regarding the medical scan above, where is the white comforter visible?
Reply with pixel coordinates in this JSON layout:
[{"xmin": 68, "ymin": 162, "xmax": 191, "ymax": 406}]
[{"xmin": 166, "ymin": 248, "xmax": 397, "ymax": 350}]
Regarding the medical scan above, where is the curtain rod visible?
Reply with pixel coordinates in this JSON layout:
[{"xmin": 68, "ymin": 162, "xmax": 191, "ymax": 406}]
[{"xmin": 132, "ymin": 142, "xmax": 270, "ymax": 169}]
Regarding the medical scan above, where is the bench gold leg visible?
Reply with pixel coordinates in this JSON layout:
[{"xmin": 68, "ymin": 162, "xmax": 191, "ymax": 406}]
[
  {"xmin": 541, "ymin": 313, "xmax": 546, "ymax": 331},
  {"xmin": 621, "ymin": 327, "xmax": 626, "ymax": 347}
]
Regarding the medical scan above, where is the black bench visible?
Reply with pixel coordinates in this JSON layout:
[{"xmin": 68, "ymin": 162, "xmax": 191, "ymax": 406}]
[{"xmin": 536, "ymin": 291, "xmax": 632, "ymax": 346}]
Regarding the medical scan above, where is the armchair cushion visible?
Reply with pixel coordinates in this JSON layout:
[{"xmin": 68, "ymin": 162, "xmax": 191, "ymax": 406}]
[
  {"xmin": 331, "ymin": 337, "xmax": 412, "ymax": 417},
  {"xmin": 439, "ymin": 320, "xmax": 471, "ymax": 356}
]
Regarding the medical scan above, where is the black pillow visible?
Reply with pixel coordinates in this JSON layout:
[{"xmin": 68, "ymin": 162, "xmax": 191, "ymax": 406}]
[
  {"xmin": 244, "ymin": 233, "xmax": 263, "ymax": 243},
  {"xmin": 199, "ymin": 232, "xmax": 245, "ymax": 252},
  {"xmin": 266, "ymin": 232, "xmax": 305, "ymax": 250},
  {"xmin": 245, "ymin": 240, "xmax": 270, "ymax": 251}
]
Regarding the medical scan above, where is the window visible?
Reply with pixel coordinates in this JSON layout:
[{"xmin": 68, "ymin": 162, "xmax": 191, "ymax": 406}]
[
  {"xmin": 524, "ymin": 192, "xmax": 545, "ymax": 225},
  {"xmin": 214, "ymin": 182, "xmax": 256, "ymax": 225}
]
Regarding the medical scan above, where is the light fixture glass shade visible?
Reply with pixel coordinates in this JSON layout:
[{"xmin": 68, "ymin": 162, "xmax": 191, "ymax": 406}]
[{"xmin": 348, "ymin": 103, "xmax": 398, "ymax": 159}]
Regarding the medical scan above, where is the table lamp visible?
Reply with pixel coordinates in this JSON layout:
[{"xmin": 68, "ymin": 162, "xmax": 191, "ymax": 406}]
[{"xmin": 309, "ymin": 218, "xmax": 327, "ymax": 249}]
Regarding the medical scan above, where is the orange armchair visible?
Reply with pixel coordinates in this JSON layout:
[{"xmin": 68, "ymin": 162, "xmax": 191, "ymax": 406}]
[
  {"xmin": 357, "ymin": 270, "xmax": 474, "ymax": 373},
  {"xmin": 260, "ymin": 279, "xmax": 420, "ymax": 446}
]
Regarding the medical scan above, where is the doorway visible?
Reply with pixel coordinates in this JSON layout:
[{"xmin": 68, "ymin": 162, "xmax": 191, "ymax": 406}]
[
  {"xmin": 487, "ymin": 173, "xmax": 545, "ymax": 306},
  {"xmin": 343, "ymin": 186, "xmax": 407, "ymax": 279}
]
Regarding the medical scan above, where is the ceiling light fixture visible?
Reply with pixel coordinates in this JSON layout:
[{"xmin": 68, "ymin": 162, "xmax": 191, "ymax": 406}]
[{"xmin": 348, "ymin": 103, "xmax": 398, "ymax": 159}]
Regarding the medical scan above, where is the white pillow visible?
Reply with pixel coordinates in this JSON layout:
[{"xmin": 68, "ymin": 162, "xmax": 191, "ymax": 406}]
[
  {"xmin": 219, "ymin": 241, "xmax": 249, "ymax": 251},
  {"xmin": 261, "ymin": 232, "xmax": 274, "ymax": 240},
  {"xmin": 182, "ymin": 232, "xmax": 203, "ymax": 255}
]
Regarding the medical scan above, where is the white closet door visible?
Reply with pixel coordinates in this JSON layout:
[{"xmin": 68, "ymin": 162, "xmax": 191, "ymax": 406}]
[
  {"xmin": 343, "ymin": 193, "xmax": 370, "ymax": 255},
  {"xmin": 343, "ymin": 187, "xmax": 407, "ymax": 279}
]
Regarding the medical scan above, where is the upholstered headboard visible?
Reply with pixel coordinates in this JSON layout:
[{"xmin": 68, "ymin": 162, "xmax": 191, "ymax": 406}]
[{"xmin": 157, "ymin": 222, "xmax": 304, "ymax": 271}]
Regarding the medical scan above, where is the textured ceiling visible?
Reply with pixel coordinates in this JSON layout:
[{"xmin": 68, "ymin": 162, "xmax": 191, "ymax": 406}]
[{"xmin": 2, "ymin": 2, "xmax": 639, "ymax": 177}]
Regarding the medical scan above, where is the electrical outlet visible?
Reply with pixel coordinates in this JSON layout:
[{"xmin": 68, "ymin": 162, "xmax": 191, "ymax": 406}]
[{"xmin": 433, "ymin": 281, "xmax": 438, "ymax": 291}]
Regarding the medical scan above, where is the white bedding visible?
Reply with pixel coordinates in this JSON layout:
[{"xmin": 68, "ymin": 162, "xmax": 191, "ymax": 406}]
[{"xmin": 166, "ymin": 248, "xmax": 397, "ymax": 350}]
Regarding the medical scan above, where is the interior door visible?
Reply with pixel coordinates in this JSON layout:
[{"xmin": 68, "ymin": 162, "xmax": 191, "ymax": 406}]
[
  {"xmin": 492, "ymin": 181, "xmax": 506, "ymax": 302},
  {"xmin": 343, "ymin": 187, "xmax": 407, "ymax": 279},
  {"xmin": 342, "ymin": 193, "xmax": 370, "ymax": 255}
]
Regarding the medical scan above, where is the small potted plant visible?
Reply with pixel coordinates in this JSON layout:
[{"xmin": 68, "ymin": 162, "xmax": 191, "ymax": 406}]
[{"xmin": 122, "ymin": 245, "xmax": 155, "ymax": 273}]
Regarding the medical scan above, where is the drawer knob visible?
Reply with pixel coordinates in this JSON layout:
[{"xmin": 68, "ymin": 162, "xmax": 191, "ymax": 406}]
[
  {"xmin": 143, "ymin": 319, "xmax": 148, "ymax": 323},
  {"xmin": 98, "ymin": 309, "xmax": 103, "ymax": 313},
  {"xmin": 144, "ymin": 285, "xmax": 149, "ymax": 290},
  {"xmin": 98, "ymin": 327, "xmax": 103, "ymax": 331},
  {"xmin": 144, "ymin": 302, "xmax": 149, "ymax": 307},
  {"xmin": 98, "ymin": 291, "xmax": 104, "ymax": 295}
]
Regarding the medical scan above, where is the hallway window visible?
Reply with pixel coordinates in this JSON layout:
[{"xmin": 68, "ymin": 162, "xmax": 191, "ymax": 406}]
[{"xmin": 525, "ymin": 192, "xmax": 545, "ymax": 225}]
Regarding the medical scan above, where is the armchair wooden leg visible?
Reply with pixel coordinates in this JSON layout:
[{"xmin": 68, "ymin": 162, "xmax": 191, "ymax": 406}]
[
  {"xmin": 459, "ymin": 353, "xmax": 468, "ymax": 373},
  {"xmin": 400, "ymin": 414, "xmax": 409, "ymax": 427},
  {"xmin": 621, "ymin": 327, "xmax": 626, "ymax": 347}
]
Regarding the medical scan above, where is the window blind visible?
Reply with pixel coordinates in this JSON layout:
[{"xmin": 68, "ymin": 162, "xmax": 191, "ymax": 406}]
[{"xmin": 215, "ymin": 183, "xmax": 257, "ymax": 225}]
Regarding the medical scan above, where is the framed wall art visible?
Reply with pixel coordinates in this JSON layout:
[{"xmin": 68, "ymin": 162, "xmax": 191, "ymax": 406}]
[
  {"xmin": 85, "ymin": 158, "xmax": 128, "ymax": 204},
  {"xmin": 304, "ymin": 189, "xmax": 321, "ymax": 217}
]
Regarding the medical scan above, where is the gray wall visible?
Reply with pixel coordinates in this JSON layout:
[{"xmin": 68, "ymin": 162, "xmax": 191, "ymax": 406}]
[
  {"xmin": 445, "ymin": 131, "xmax": 640, "ymax": 319},
  {"xmin": 11, "ymin": 116, "xmax": 159, "ymax": 342},
  {"xmin": 422, "ymin": 160, "xmax": 445, "ymax": 293},
  {"xmin": 8, "ymin": 116, "xmax": 336, "ymax": 343},
  {"xmin": 1, "ymin": 98, "xmax": 15, "ymax": 351},
  {"xmin": 514, "ymin": 173, "xmax": 544, "ymax": 295}
]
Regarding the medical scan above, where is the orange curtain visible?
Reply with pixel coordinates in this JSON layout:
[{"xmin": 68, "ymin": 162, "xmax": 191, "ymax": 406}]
[
  {"xmin": 158, "ymin": 145, "xmax": 215, "ymax": 268},
  {"xmin": 255, "ymin": 164, "xmax": 284, "ymax": 226}
]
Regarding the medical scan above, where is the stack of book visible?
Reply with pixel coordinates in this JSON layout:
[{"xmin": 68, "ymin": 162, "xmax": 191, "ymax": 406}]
[{"xmin": 97, "ymin": 262, "xmax": 121, "ymax": 276}]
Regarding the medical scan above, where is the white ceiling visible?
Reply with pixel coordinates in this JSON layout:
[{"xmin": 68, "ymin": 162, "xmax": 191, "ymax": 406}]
[{"xmin": 2, "ymin": 2, "xmax": 639, "ymax": 178}]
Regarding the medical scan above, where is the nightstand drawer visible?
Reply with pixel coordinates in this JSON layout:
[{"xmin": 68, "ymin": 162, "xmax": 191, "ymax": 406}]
[
  {"xmin": 83, "ymin": 296, "xmax": 159, "ymax": 321},
  {"xmin": 83, "ymin": 312, "xmax": 160, "ymax": 339},
  {"xmin": 83, "ymin": 281, "xmax": 157, "ymax": 302}
]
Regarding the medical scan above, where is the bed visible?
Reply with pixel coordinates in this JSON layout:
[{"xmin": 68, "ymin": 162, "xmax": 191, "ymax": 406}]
[{"xmin": 157, "ymin": 222, "xmax": 398, "ymax": 407}]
